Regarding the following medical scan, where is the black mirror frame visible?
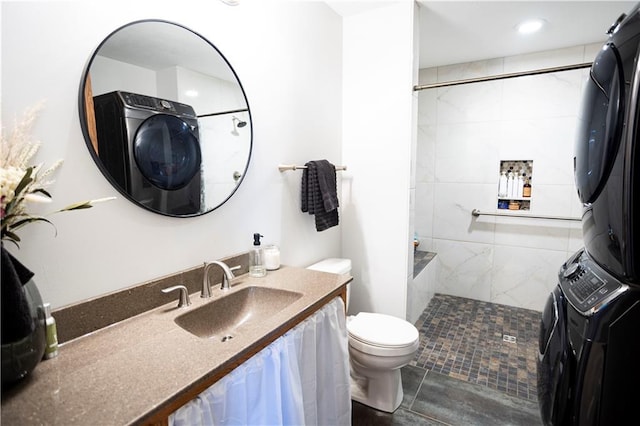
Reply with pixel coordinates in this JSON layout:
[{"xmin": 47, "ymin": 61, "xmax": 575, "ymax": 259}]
[{"xmin": 78, "ymin": 19, "xmax": 253, "ymax": 217}]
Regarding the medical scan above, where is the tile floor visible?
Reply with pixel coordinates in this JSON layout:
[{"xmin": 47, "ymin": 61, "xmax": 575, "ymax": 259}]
[
  {"xmin": 352, "ymin": 294, "xmax": 543, "ymax": 425},
  {"xmin": 413, "ymin": 294, "xmax": 540, "ymax": 401}
]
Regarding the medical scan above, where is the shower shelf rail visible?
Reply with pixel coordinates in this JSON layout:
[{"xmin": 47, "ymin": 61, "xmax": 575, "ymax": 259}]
[
  {"xmin": 278, "ymin": 164, "xmax": 347, "ymax": 172},
  {"xmin": 472, "ymin": 209, "xmax": 581, "ymax": 222}
]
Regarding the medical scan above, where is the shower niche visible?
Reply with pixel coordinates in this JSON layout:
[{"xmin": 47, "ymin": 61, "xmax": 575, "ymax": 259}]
[{"xmin": 497, "ymin": 160, "xmax": 533, "ymax": 210}]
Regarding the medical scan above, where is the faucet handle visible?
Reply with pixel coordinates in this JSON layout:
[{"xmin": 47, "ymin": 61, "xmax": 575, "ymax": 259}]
[
  {"xmin": 221, "ymin": 265, "xmax": 242, "ymax": 290},
  {"xmin": 161, "ymin": 285, "xmax": 192, "ymax": 308},
  {"xmin": 230, "ymin": 265, "xmax": 242, "ymax": 276}
]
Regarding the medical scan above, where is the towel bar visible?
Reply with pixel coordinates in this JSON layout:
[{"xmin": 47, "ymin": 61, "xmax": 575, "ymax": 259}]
[{"xmin": 278, "ymin": 164, "xmax": 347, "ymax": 172}]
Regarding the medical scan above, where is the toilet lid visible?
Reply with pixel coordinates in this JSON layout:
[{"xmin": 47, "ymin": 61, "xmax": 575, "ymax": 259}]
[{"xmin": 347, "ymin": 312, "xmax": 419, "ymax": 348}]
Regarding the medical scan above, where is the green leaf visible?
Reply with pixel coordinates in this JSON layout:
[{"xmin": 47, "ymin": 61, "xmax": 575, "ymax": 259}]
[
  {"xmin": 2, "ymin": 237, "xmax": 21, "ymax": 249},
  {"xmin": 2, "ymin": 230, "xmax": 22, "ymax": 247},
  {"xmin": 58, "ymin": 201, "xmax": 94, "ymax": 211},
  {"xmin": 32, "ymin": 188, "xmax": 53, "ymax": 198},
  {"xmin": 2, "ymin": 213, "xmax": 21, "ymax": 222},
  {"xmin": 10, "ymin": 216, "xmax": 53, "ymax": 230},
  {"xmin": 13, "ymin": 167, "xmax": 34, "ymax": 197}
]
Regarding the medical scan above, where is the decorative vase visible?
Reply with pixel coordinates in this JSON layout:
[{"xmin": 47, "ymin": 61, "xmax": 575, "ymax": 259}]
[{"xmin": 1, "ymin": 246, "xmax": 46, "ymax": 389}]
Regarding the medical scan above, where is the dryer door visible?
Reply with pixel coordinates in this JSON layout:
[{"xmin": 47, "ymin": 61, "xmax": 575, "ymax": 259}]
[
  {"xmin": 537, "ymin": 286, "xmax": 572, "ymax": 426},
  {"xmin": 133, "ymin": 114, "xmax": 201, "ymax": 191},
  {"xmin": 574, "ymin": 42, "xmax": 625, "ymax": 204}
]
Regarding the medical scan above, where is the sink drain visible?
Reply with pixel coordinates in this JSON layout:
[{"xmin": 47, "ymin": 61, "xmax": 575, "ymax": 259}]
[
  {"xmin": 221, "ymin": 335, "xmax": 234, "ymax": 342},
  {"xmin": 503, "ymin": 334, "xmax": 517, "ymax": 344}
]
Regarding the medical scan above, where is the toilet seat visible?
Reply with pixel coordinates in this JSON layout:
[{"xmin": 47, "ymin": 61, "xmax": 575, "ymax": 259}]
[{"xmin": 347, "ymin": 312, "xmax": 419, "ymax": 356}]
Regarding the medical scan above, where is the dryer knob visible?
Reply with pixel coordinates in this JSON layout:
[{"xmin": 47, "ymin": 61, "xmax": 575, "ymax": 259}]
[{"xmin": 563, "ymin": 263, "xmax": 582, "ymax": 279}]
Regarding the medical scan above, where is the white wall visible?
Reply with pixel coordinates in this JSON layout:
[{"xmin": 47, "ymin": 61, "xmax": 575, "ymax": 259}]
[
  {"xmin": 1, "ymin": 0, "xmax": 343, "ymax": 309},
  {"xmin": 173, "ymin": 66, "xmax": 247, "ymax": 114},
  {"xmin": 199, "ymin": 111, "xmax": 252, "ymax": 208},
  {"xmin": 415, "ymin": 44, "xmax": 602, "ymax": 311},
  {"xmin": 341, "ymin": 2, "xmax": 416, "ymax": 319},
  {"xmin": 90, "ymin": 56, "xmax": 158, "ymax": 96}
]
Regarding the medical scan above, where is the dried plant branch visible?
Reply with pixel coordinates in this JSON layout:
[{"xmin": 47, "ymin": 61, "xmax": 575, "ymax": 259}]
[{"xmin": 1, "ymin": 102, "xmax": 114, "ymax": 247}]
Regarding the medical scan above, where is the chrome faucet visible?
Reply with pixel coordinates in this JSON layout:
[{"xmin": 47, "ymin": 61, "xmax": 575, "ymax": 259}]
[{"xmin": 201, "ymin": 261, "xmax": 240, "ymax": 297}]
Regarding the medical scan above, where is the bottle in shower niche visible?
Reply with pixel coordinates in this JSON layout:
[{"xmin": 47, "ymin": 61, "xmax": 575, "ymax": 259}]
[
  {"xmin": 523, "ymin": 178, "xmax": 532, "ymax": 197},
  {"xmin": 517, "ymin": 173, "xmax": 524, "ymax": 198},
  {"xmin": 507, "ymin": 171, "xmax": 515, "ymax": 198},
  {"xmin": 498, "ymin": 171, "xmax": 508, "ymax": 197},
  {"xmin": 249, "ymin": 233, "xmax": 266, "ymax": 277}
]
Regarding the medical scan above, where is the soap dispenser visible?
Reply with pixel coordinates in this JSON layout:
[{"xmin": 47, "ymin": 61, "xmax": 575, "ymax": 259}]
[{"xmin": 249, "ymin": 233, "xmax": 267, "ymax": 277}]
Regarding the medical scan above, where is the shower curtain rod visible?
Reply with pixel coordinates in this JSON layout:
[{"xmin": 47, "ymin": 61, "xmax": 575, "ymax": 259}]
[
  {"xmin": 413, "ymin": 62, "xmax": 592, "ymax": 91},
  {"xmin": 197, "ymin": 108, "xmax": 249, "ymax": 118}
]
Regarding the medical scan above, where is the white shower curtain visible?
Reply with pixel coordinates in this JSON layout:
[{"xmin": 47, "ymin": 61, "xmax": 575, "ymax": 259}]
[{"xmin": 169, "ymin": 297, "xmax": 351, "ymax": 426}]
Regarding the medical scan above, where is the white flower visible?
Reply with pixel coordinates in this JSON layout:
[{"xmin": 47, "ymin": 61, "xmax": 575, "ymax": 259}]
[
  {"xmin": 0, "ymin": 167, "xmax": 24, "ymax": 211},
  {"xmin": 1, "ymin": 103, "xmax": 114, "ymax": 247}
]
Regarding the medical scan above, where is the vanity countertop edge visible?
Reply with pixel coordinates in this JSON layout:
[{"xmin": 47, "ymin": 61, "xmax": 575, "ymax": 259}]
[{"xmin": 0, "ymin": 266, "xmax": 351, "ymax": 426}]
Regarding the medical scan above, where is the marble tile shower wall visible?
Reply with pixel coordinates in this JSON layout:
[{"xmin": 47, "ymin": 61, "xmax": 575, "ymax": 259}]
[{"xmin": 415, "ymin": 44, "xmax": 602, "ymax": 312}]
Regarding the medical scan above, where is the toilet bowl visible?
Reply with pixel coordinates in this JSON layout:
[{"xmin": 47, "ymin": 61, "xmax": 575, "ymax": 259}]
[{"xmin": 307, "ymin": 258, "xmax": 419, "ymax": 413}]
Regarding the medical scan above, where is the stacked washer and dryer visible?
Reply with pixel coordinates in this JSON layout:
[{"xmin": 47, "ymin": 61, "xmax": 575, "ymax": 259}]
[
  {"xmin": 93, "ymin": 91, "xmax": 202, "ymax": 216},
  {"xmin": 537, "ymin": 5, "xmax": 640, "ymax": 425}
]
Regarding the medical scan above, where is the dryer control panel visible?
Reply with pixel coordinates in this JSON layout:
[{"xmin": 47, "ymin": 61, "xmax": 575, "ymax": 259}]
[
  {"xmin": 559, "ymin": 250, "xmax": 628, "ymax": 316},
  {"xmin": 119, "ymin": 91, "xmax": 197, "ymax": 119}
]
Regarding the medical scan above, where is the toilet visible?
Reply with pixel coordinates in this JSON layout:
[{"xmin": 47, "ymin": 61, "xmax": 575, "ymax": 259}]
[{"xmin": 307, "ymin": 258, "xmax": 419, "ymax": 413}]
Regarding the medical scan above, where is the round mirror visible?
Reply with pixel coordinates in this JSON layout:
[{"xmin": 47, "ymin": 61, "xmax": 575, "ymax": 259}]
[{"xmin": 79, "ymin": 20, "xmax": 252, "ymax": 217}]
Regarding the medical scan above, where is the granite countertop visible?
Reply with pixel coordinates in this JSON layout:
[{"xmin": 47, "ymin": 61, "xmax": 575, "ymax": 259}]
[{"xmin": 1, "ymin": 266, "xmax": 350, "ymax": 425}]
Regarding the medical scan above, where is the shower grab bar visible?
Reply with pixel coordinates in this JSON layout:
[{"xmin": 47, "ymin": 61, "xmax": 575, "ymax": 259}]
[
  {"xmin": 278, "ymin": 164, "xmax": 347, "ymax": 172},
  {"xmin": 472, "ymin": 209, "xmax": 581, "ymax": 222}
]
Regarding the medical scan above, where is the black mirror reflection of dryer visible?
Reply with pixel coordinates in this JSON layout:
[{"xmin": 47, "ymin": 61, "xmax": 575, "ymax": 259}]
[
  {"xmin": 133, "ymin": 115, "xmax": 202, "ymax": 191},
  {"xmin": 92, "ymin": 91, "xmax": 202, "ymax": 216}
]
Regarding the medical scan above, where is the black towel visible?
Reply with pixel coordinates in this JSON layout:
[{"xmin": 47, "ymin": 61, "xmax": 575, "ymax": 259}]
[
  {"xmin": 1, "ymin": 245, "xmax": 35, "ymax": 344},
  {"xmin": 301, "ymin": 160, "xmax": 339, "ymax": 232}
]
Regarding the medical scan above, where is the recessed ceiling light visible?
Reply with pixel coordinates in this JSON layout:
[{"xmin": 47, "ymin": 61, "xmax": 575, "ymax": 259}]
[{"xmin": 516, "ymin": 19, "xmax": 546, "ymax": 34}]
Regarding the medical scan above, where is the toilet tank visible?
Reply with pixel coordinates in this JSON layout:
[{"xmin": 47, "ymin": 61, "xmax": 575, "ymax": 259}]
[
  {"xmin": 307, "ymin": 258, "xmax": 352, "ymax": 309},
  {"xmin": 307, "ymin": 258, "xmax": 352, "ymax": 275}
]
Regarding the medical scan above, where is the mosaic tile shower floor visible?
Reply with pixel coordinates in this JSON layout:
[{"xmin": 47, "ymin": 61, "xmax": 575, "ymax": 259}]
[{"xmin": 411, "ymin": 294, "xmax": 541, "ymax": 402}]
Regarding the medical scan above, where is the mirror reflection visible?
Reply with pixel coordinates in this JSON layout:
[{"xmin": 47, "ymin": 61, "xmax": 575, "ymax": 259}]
[{"xmin": 80, "ymin": 20, "xmax": 252, "ymax": 216}]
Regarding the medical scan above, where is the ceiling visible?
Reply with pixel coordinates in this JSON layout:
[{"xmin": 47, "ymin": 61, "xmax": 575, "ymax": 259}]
[
  {"xmin": 95, "ymin": 21, "xmax": 237, "ymax": 81},
  {"xmin": 327, "ymin": 1, "xmax": 637, "ymax": 69},
  {"xmin": 100, "ymin": 2, "xmax": 638, "ymax": 74},
  {"xmin": 418, "ymin": 1, "xmax": 636, "ymax": 68}
]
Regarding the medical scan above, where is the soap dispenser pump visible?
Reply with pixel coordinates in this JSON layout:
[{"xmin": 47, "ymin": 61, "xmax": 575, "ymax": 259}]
[{"xmin": 249, "ymin": 233, "xmax": 267, "ymax": 277}]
